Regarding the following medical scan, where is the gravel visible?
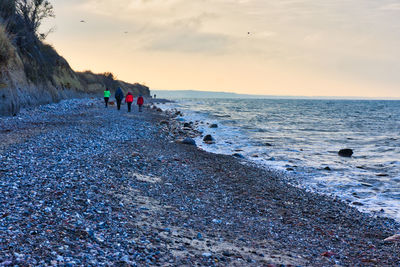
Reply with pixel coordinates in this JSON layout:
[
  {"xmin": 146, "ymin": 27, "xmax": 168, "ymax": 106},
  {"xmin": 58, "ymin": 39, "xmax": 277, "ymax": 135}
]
[{"xmin": 0, "ymin": 98, "xmax": 399, "ymax": 266}]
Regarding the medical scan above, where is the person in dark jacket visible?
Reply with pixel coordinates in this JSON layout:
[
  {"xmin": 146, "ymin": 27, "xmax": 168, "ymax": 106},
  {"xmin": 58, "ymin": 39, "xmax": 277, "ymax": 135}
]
[
  {"xmin": 125, "ymin": 92, "xmax": 134, "ymax": 112},
  {"xmin": 115, "ymin": 87, "xmax": 124, "ymax": 110},
  {"xmin": 137, "ymin": 95, "xmax": 144, "ymax": 112}
]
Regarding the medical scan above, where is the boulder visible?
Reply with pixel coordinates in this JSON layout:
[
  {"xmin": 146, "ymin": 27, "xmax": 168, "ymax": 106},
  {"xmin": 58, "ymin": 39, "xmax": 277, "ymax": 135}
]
[
  {"xmin": 338, "ymin": 149, "xmax": 353, "ymax": 157},
  {"xmin": 203, "ymin": 134, "xmax": 214, "ymax": 142},
  {"xmin": 182, "ymin": 138, "xmax": 196, "ymax": 146},
  {"xmin": 209, "ymin": 124, "xmax": 218, "ymax": 128}
]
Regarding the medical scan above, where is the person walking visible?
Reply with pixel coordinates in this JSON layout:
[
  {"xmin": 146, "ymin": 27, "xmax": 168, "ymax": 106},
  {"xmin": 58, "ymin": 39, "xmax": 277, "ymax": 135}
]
[
  {"xmin": 115, "ymin": 87, "xmax": 124, "ymax": 110},
  {"xmin": 125, "ymin": 92, "xmax": 134, "ymax": 112},
  {"xmin": 104, "ymin": 88, "xmax": 111, "ymax": 107},
  {"xmin": 137, "ymin": 95, "xmax": 144, "ymax": 112}
]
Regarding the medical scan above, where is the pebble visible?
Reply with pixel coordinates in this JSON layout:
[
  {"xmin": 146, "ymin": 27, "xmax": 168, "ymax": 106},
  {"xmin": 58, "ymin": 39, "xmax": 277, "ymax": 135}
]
[{"xmin": 0, "ymin": 98, "xmax": 398, "ymax": 266}]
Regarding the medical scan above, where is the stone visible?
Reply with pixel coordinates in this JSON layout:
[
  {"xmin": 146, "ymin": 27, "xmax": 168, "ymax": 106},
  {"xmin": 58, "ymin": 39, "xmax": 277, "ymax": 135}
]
[
  {"xmin": 203, "ymin": 135, "xmax": 214, "ymax": 142},
  {"xmin": 324, "ymin": 166, "xmax": 331, "ymax": 171},
  {"xmin": 233, "ymin": 153, "xmax": 245, "ymax": 159},
  {"xmin": 338, "ymin": 149, "xmax": 353, "ymax": 157},
  {"xmin": 209, "ymin": 124, "xmax": 218, "ymax": 128},
  {"xmin": 182, "ymin": 138, "xmax": 196, "ymax": 146}
]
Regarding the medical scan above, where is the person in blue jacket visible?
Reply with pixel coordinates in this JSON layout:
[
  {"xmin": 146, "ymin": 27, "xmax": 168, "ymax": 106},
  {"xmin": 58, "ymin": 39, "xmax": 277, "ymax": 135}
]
[{"xmin": 115, "ymin": 87, "xmax": 124, "ymax": 110}]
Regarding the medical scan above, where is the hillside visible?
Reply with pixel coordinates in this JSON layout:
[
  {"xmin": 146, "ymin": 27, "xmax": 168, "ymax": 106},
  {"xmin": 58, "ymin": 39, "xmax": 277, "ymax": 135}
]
[{"xmin": 0, "ymin": 2, "xmax": 149, "ymax": 116}]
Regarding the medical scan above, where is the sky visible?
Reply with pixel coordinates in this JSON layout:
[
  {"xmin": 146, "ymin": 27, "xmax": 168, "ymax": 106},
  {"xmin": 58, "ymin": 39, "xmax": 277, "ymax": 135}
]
[{"xmin": 41, "ymin": 0, "xmax": 400, "ymax": 98}]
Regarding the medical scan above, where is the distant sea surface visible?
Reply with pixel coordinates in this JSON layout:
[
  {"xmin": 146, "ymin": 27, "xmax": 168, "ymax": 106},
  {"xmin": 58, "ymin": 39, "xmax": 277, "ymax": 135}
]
[{"xmin": 158, "ymin": 99, "xmax": 400, "ymax": 221}]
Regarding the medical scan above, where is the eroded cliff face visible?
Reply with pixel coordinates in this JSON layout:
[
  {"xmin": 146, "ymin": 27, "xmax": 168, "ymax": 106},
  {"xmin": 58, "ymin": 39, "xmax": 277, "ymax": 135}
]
[
  {"xmin": 0, "ymin": 52, "xmax": 90, "ymax": 116},
  {"xmin": 0, "ymin": 24, "xmax": 150, "ymax": 116}
]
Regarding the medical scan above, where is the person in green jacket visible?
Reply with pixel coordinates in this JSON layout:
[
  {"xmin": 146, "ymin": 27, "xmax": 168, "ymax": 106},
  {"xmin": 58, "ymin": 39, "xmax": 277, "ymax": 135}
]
[{"xmin": 104, "ymin": 88, "xmax": 111, "ymax": 107}]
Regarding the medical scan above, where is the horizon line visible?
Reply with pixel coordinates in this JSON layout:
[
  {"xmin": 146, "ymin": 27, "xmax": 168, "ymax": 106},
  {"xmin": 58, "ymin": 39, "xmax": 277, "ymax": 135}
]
[{"xmin": 151, "ymin": 89, "xmax": 400, "ymax": 100}]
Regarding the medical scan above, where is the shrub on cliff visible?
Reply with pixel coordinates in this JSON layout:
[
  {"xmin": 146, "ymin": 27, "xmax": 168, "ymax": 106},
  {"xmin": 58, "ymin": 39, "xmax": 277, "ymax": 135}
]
[{"xmin": 0, "ymin": 24, "xmax": 14, "ymax": 65}]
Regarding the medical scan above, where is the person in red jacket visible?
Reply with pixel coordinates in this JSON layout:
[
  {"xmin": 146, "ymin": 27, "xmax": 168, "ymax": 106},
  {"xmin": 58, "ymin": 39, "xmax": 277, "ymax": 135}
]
[
  {"xmin": 137, "ymin": 95, "xmax": 144, "ymax": 112},
  {"xmin": 125, "ymin": 92, "xmax": 134, "ymax": 112}
]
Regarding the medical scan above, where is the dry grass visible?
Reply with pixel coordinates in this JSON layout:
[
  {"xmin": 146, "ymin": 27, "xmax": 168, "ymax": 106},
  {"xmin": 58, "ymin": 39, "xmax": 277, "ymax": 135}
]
[{"xmin": 0, "ymin": 24, "xmax": 14, "ymax": 65}]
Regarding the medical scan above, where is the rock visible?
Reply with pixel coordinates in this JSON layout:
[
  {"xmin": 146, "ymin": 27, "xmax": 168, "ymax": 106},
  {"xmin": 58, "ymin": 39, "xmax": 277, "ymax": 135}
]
[
  {"xmin": 265, "ymin": 143, "xmax": 273, "ymax": 146},
  {"xmin": 233, "ymin": 153, "xmax": 245, "ymax": 159},
  {"xmin": 251, "ymin": 154, "xmax": 259, "ymax": 158},
  {"xmin": 183, "ymin": 123, "xmax": 191, "ymax": 128},
  {"xmin": 286, "ymin": 168, "xmax": 294, "ymax": 171},
  {"xmin": 203, "ymin": 135, "xmax": 214, "ymax": 142},
  {"xmin": 321, "ymin": 251, "xmax": 335, "ymax": 257},
  {"xmin": 338, "ymin": 149, "xmax": 353, "ymax": 157},
  {"xmin": 376, "ymin": 173, "xmax": 389, "ymax": 177},
  {"xmin": 384, "ymin": 234, "xmax": 400, "ymax": 242},
  {"xmin": 324, "ymin": 166, "xmax": 331, "ymax": 171},
  {"xmin": 361, "ymin": 182, "xmax": 373, "ymax": 187},
  {"xmin": 209, "ymin": 124, "xmax": 218, "ymax": 128},
  {"xmin": 182, "ymin": 138, "xmax": 196, "ymax": 146}
]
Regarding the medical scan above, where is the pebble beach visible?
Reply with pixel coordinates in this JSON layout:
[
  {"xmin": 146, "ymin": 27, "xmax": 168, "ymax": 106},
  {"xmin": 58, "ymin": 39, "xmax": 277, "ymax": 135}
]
[{"xmin": 0, "ymin": 98, "xmax": 399, "ymax": 266}]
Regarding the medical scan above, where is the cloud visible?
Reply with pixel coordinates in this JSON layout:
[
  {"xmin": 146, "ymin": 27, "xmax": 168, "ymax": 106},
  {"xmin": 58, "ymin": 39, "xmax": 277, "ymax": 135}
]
[{"xmin": 379, "ymin": 3, "xmax": 400, "ymax": 11}]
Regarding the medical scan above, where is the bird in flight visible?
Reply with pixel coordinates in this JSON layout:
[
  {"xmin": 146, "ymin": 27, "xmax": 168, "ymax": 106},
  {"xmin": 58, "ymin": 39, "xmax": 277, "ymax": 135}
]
[{"xmin": 80, "ymin": 20, "xmax": 86, "ymax": 23}]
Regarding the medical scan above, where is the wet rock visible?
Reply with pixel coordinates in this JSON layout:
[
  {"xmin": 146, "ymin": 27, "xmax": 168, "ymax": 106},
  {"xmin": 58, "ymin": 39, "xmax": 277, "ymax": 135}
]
[
  {"xmin": 324, "ymin": 166, "xmax": 331, "ymax": 171},
  {"xmin": 181, "ymin": 138, "xmax": 196, "ymax": 146},
  {"xmin": 265, "ymin": 143, "xmax": 273, "ymax": 146},
  {"xmin": 338, "ymin": 149, "xmax": 353, "ymax": 157},
  {"xmin": 233, "ymin": 153, "xmax": 245, "ymax": 159},
  {"xmin": 376, "ymin": 173, "xmax": 389, "ymax": 177},
  {"xmin": 203, "ymin": 135, "xmax": 214, "ymax": 142},
  {"xmin": 209, "ymin": 124, "xmax": 218, "ymax": 128}
]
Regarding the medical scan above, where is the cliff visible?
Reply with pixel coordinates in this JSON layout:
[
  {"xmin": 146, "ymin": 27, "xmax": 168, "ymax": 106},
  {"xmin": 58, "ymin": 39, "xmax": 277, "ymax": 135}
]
[{"xmin": 0, "ymin": 8, "xmax": 149, "ymax": 116}]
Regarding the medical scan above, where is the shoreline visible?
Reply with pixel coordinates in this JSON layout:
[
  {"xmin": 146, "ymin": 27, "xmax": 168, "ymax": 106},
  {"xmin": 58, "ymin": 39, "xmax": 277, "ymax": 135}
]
[
  {"xmin": 0, "ymin": 98, "xmax": 399, "ymax": 266},
  {"xmin": 154, "ymin": 99, "xmax": 400, "ymax": 223}
]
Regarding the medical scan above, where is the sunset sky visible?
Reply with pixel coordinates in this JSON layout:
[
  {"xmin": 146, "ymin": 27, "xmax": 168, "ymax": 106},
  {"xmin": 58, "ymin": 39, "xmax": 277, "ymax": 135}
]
[{"xmin": 42, "ymin": 0, "xmax": 400, "ymax": 98}]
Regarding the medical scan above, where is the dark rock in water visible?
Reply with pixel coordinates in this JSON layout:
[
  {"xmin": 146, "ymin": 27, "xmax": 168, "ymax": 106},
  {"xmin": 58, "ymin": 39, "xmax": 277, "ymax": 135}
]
[
  {"xmin": 338, "ymin": 149, "xmax": 353, "ymax": 157},
  {"xmin": 361, "ymin": 182, "xmax": 373, "ymax": 187},
  {"xmin": 183, "ymin": 122, "xmax": 191, "ymax": 128},
  {"xmin": 182, "ymin": 138, "xmax": 196, "ymax": 146},
  {"xmin": 286, "ymin": 168, "xmax": 294, "ymax": 171},
  {"xmin": 265, "ymin": 143, "xmax": 273, "ymax": 147},
  {"xmin": 210, "ymin": 124, "xmax": 218, "ymax": 128},
  {"xmin": 203, "ymin": 135, "xmax": 214, "ymax": 142},
  {"xmin": 324, "ymin": 166, "xmax": 331, "ymax": 171},
  {"xmin": 233, "ymin": 153, "xmax": 245, "ymax": 159},
  {"xmin": 352, "ymin": 201, "xmax": 364, "ymax": 206},
  {"xmin": 376, "ymin": 173, "xmax": 389, "ymax": 177}
]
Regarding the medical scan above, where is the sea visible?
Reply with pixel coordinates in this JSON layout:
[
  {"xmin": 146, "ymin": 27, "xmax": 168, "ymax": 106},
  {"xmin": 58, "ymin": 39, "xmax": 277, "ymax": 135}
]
[{"xmin": 157, "ymin": 98, "xmax": 400, "ymax": 222}]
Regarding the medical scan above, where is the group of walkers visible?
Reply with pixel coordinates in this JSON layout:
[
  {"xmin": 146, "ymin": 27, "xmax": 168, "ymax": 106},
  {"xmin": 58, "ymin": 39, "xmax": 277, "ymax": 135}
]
[{"xmin": 103, "ymin": 87, "xmax": 144, "ymax": 112}]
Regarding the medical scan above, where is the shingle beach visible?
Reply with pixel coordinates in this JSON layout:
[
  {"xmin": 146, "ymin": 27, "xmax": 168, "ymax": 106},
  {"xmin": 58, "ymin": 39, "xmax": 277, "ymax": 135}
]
[{"xmin": 0, "ymin": 98, "xmax": 399, "ymax": 266}]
